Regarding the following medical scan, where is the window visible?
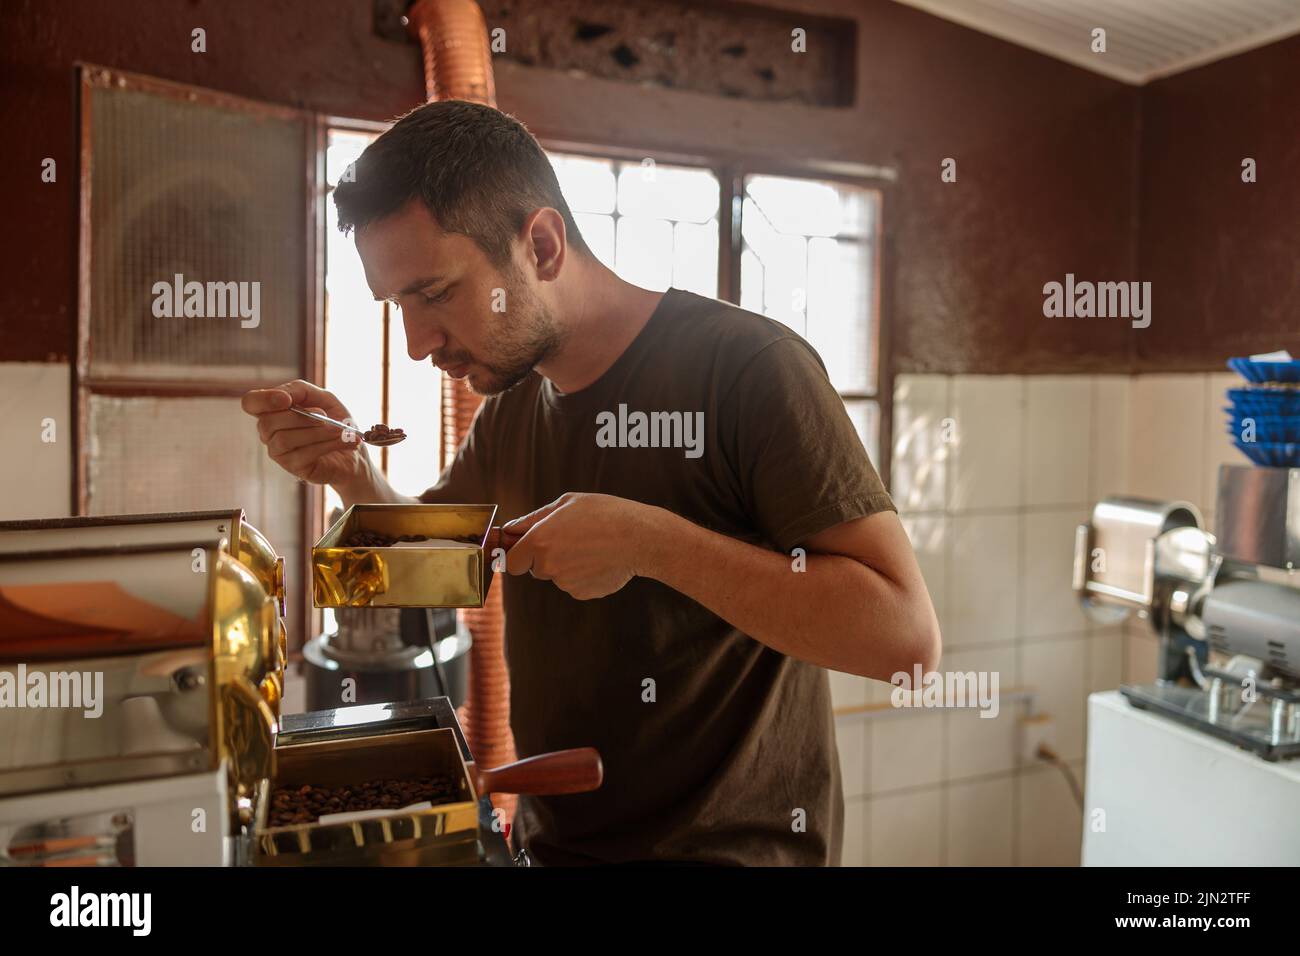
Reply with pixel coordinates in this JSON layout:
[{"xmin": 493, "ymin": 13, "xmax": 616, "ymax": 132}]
[
  {"xmin": 740, "ymin": 174, "xmax": 880, "ymax": 464},
  {"xmin": 320, "ymin": 138, "xmax": 887, "ymax": 527},
  {"xmin": 548, "ymin": 154, "xmax": 720, "ymax": 297},
  {"xmin": 547, "ymin": 149, "xmax": 885, "ymax": 467},
  {"xmin": 322, "ymin": 128, "xmax": 443, "ymax": 521}
]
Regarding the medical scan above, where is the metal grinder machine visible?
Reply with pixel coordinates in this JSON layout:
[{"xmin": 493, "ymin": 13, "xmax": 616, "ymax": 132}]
[{"xmin": 1074, "ymin": 464, "xmax": 1300, "ymax": 760}]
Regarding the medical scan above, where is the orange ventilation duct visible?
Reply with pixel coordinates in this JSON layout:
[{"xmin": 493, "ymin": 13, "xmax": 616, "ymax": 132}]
[{"xmin": 405, "ymin": 0, "xmax": 517, "ymax": 828}]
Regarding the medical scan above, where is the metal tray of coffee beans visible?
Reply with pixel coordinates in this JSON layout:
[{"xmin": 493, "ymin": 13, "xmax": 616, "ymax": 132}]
[
  {"xmin": 311, "ymin": 503, "xmax": 496, "ymax": 609},
  {"xmin": 256, "ymin": 725, "xmax": 482, "ymax": 866}
]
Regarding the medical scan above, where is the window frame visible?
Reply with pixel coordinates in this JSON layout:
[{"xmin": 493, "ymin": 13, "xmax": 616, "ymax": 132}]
[{"xmin": 539, "ymin": 137, "xmax": 894, "ymax": 484}]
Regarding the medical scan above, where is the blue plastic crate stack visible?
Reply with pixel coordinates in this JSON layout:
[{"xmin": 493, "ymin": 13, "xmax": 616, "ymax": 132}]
[{"xmin": 1226, "ymin": 356, "xmax": 1300, "ymax": 467}]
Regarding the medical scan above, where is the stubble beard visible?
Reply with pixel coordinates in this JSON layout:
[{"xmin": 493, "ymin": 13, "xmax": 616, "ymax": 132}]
[{"xmin": 463, "ymin": 273, "xmax": 565, "ymax": 396}]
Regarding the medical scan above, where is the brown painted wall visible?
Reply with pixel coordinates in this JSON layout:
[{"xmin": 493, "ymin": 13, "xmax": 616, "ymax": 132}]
[
  {"xmin": 2, "ymin": 0, "xmax": 1286, "ymax": 376},
  {"xmin": 1137, "ymin": 33, "xmax": 1300, "ymax": 372},
  {"xmin": 1, "ymin": 0, "xmax": 421, "ymax": 364}
]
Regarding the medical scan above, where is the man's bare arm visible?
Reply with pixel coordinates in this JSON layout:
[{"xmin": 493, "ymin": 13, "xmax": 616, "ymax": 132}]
[
  {"xmin": 503, "ymin": 494, "xmax": 940, "ymax": 682},
  {"xmin": 637, "ymin": 508, "xmax": 941, "ymax": 682}
]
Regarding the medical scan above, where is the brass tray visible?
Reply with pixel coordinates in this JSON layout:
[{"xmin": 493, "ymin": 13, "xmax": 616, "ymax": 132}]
[
  {"xmin": 311, "ymin": 504, "xmax": 496, "ymax": 608},
  {"xmin": 255, "ymin": 726, "xmax": 480, "ymax": 866}
]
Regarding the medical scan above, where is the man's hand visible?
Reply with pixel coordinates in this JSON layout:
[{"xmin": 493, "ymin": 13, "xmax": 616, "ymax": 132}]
[
  {"xmin": 241, "ymin": 380, "xmax": 368, "ymax": 488},
  {"xmin": 503, "ymin": 493, "xmax": 656, "ymax": 600},
  {"xmin": 241, "ymin": 379, "xmax": 413, "ymax": 506}
]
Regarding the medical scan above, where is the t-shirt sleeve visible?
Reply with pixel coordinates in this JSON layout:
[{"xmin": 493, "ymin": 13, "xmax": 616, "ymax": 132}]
[
  {"xmin": 417, "ymin": 399, "xmax": 496, "ymax": 505},
  {"xmin": 721, "ymin": 335, "xmax": 895, "ymax": 553}
]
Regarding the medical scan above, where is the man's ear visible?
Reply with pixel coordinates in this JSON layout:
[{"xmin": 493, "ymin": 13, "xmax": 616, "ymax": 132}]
[{"xmin": 522, "ymin": 207, "xmax": 567, "ymax": 282}]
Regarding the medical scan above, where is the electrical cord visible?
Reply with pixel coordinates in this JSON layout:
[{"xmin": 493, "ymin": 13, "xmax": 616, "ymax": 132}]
[{"xmin": 1036, "ymin": 743, "xmax": 1084, "ymax": 810}]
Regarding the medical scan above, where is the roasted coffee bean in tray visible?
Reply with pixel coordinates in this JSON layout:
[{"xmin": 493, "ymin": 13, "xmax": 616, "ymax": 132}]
[
  {"xmin": 341, "ymin": 529, "xmax": 431, "ymax": 548},
  {"xmin": 267, "ymin": 775, "xmax": 459, "ymax": 827}
]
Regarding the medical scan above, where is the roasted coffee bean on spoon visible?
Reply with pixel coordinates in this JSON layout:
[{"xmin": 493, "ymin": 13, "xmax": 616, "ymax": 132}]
[{"xmin": 362, "ymin": 423, "xmax": 406, "ymax": 446}]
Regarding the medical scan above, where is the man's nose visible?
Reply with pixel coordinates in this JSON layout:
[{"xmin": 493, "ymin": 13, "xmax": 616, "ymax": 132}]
[{"xmin": 403, "ymin": 311, "xmax": 447, "ymax": 362}]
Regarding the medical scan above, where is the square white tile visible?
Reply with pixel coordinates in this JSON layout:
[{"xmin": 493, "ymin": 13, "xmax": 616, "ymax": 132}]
[
  {"xmin": 1021, "ymin": 636, "xmax": 1089, "ymax": 763},
  {"xmin": 828, "ymin": 669, "xmax": 869, "ymax": 711},
  {"xmin": 891, "ymin": 374, "xmax": 950, "ymax": 512},
  {"xmin": 947, "ymin": 776, "xmax": 1015, "ymax": 865},
  {"xmin": 1017, "ymin": 763, "xmax": 1084, "ymax": 866},
  {"xmin": 1088, "ymin": 626, "xmax": 1124, "ymax": 694},
  {"xmin": 869, "ymin": 712, "xmax": 944, "ymax": 794},
  {"xmin": 867, "ymin": 677, "xmax": 896, "ymax": 706},
  {"xmin": 946, "ymin": 513, "xmax": 1020, "ymax": 648},
  {"xmin": 1025, "ymin": 376, "xmax": 1092, "ymax": 508},
  {"xmin": 949, "ymin": 376, "xmax": 1024, "ymax": 511},
  {"xmin": 941, "ymin": 644, "xmax": 1019, "ymax": 688},
  {"xmin": 835, "ymin": 717, "xmax": 868, "ymax": 799},
  {"xmin": 1204, "ymin": 372, "xmax": 1245, "ymax": 510},
  {"xmin": 942, "ymin": 645, "xmax": 1020, "ymax": 779},
  {"xmin": 841, "ymin": 797, "xmax": 868, "ymax": 866},
  {"xmin": 0, "ymin": 362, "xmax": 73, "ymax": 520},
  {"xmin": 868, "ymin": 786, "xmax": 943, "ymax": 866},
  {"xmin": 900, "ymin": 512, "xmax": 947, "ymax": 640},
  {"xmin": 1020, "ymin": 509, "xmax": 1090, "ymax": 639},
  {"xmin": 1128, "ymin": 374, "xmax": 1206, "ymax": 508},
  {"xmin": 1090, "ymin": 375, "xmax": 1130, "ymax": 502}
]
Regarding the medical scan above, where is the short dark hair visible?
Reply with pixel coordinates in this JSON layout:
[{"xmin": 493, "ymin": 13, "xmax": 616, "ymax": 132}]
[{"xmin": 333, "ymin": 100, "xmax": 588, "ymax": 265}]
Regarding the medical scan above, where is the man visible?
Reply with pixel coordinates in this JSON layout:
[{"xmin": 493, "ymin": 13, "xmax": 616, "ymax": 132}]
[{"xmin": 242, "ymin": 100, "xmax": 940, "ymax": 866}]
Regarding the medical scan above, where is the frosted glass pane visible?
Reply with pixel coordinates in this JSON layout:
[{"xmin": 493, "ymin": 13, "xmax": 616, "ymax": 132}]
[
  {"xmin": 748, "ymin": 227, "xmax": 806, "ymax": 335},
  {"xmin": 324, "ymin": 203, "xmax": 383, "ymax": 433},
  {"xmin": 740, "ymin": 249, "xmax": 764, "ymax": 314},
  {"xmin": 745, "ymin": 175, "xmax": 869, "ymax": 238},
  {"xmin": 88, "ymin": 84, "xmax": 305, "ymax": 381},
  {"xmin": 549, "ymin": 154, "xmax": 616, "ymax": 215},
  {"xmin": 386, "ymin": 316, "xmax": 443, "ymax": 499},
  {"xmin": 326, "ymin": 131, "xmax": 373, "ymax": 188},
  {"xmin": 807, "ymin": 237, "xmax": 873, "ymax": 393},
  {"xmin": 741, "ymin": 174, "xmax": 879, "ymax": 395},
  {"xmin": 617, "ymin": 164, "xmax": 719, "ymax": 223},
  {"xmin": 86, "ymin": 394, "xmax": 304, "ymax": 629},
  {"xmin": 844, "ymin": 399, "xmax": 880, "ymax": 468},
  {"xmin": 672, "ymin": 220, "xmax": 718, "ymax": 298},
  {"xmin": 575, "ymin": 213, "xmax": 615, "ymax": 270},
  {"xmin": 616, "ymin": 217, "xmax": 674, "ymax": 292}
]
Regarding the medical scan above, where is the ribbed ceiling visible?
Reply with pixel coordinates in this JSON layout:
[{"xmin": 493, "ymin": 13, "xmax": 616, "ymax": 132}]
[{"xmin": 892, "ymin": 0, "xmax": 1300, "ymax": 84}]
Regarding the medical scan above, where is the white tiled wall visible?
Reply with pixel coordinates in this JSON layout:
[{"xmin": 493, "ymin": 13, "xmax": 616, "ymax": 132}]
[
  {"xmin": 834, "ymin": 370, "xmax": 1244, "ymax": 866},
  {"xmin": 0, "ymin": 363, "xmax": 73, "ymax": 519}
]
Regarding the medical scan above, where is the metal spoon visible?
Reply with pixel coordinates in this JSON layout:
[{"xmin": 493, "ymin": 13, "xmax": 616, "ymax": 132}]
[{"xmin": 289, "ymin": 406, "xmax": 407, "ymax": 446}]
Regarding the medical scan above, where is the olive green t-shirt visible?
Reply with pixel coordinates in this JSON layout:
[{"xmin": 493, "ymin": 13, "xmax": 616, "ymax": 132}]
[{"xmin": 420, "ymin": 288, "xmax": 895, "ymax": 865}]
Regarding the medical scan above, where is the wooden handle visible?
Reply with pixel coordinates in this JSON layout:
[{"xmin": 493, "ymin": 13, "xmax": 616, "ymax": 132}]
[
  {"xmin": 473, "ymin": 747, "xmax": 603, "ymax": 796},
  {"xmin": 487, "ymin": 525, "xmax": 524, "ymax": 554}
]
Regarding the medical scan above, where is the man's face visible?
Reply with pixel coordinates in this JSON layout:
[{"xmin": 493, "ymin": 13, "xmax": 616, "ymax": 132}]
[{"xmin": 355, "ymin": 199, "xmax": 563, "ymax": 395}]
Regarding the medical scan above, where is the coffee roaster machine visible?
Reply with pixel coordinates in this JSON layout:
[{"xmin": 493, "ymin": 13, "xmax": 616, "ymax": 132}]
[
  {"xmin": 0, "ymin": 505, "xmax": 601, "ymax": 866},
  {"xmin": 1074, "ymin": 464, "xmax": 1300, "ymax": 760}
]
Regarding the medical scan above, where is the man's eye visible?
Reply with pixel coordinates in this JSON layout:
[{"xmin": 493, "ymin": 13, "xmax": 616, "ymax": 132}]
[{"xmin": 422, "ymin": 288, "xmax": 451, "ymax": 305}]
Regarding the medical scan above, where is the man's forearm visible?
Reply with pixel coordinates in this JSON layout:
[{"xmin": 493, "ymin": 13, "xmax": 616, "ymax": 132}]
[{"xmin": 634, "ymin": 506, "xmax": 936, "ymax": 682}]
